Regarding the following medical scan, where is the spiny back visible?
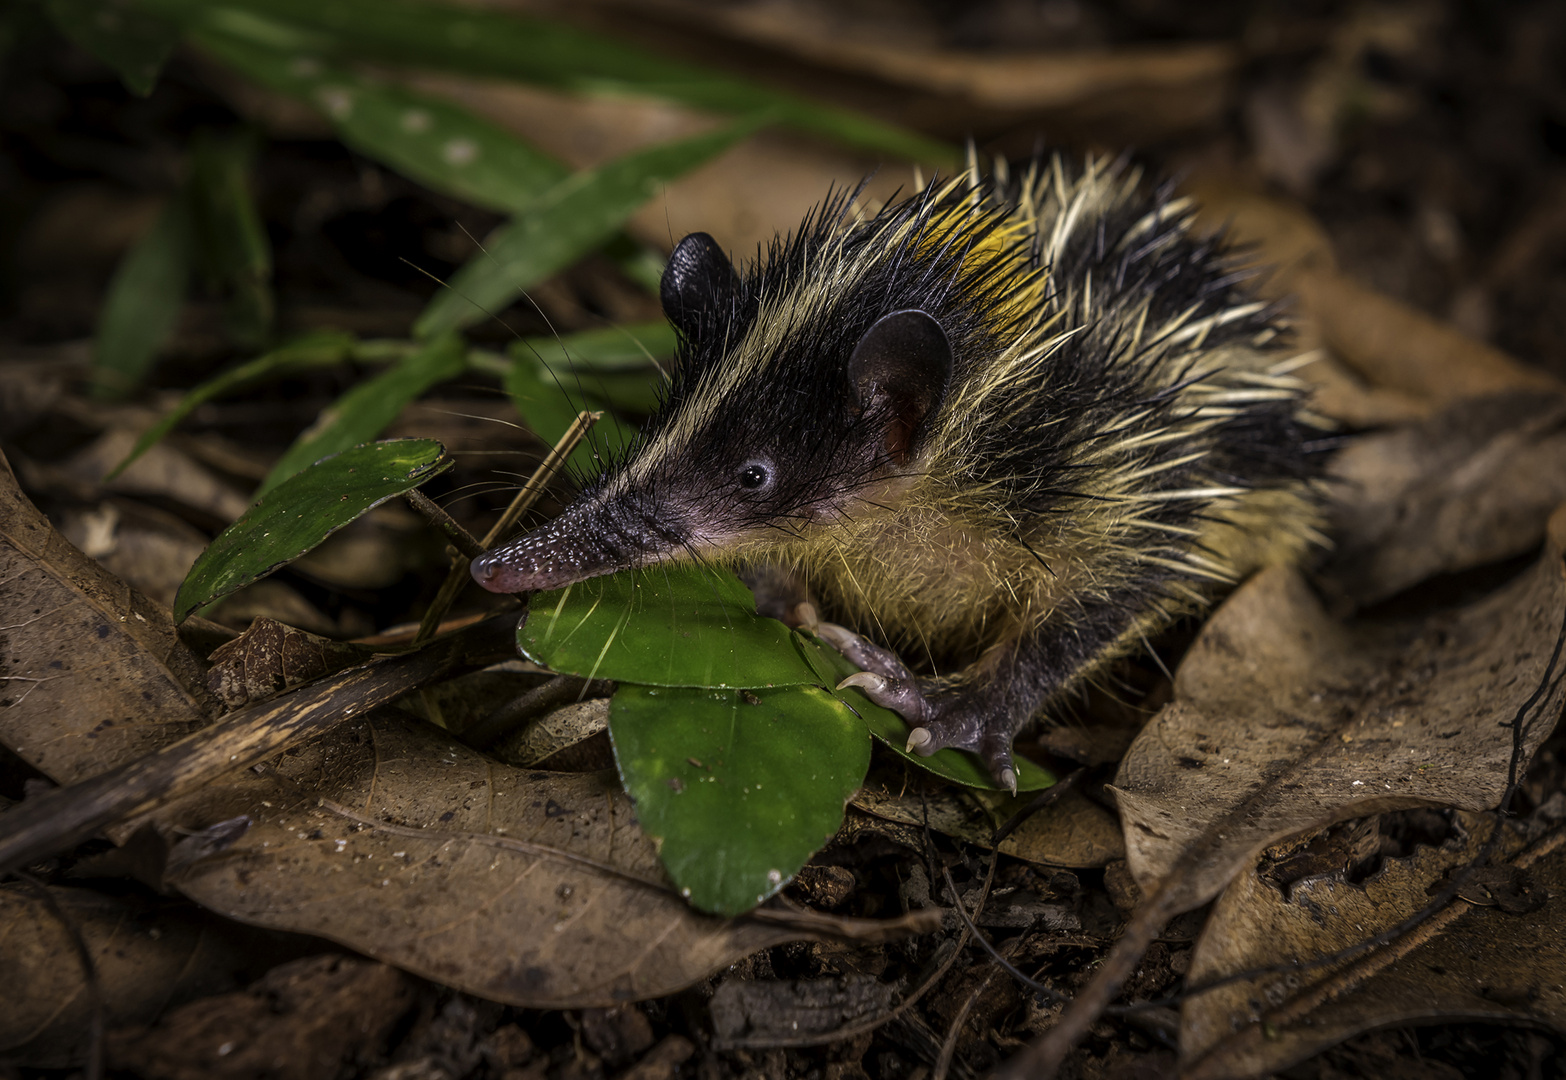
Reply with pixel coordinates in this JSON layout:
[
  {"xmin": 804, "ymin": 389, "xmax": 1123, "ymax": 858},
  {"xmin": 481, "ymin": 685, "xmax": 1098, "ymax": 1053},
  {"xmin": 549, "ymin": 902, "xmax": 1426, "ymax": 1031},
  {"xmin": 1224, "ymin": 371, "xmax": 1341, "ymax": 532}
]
[{"xmin": 603, "ymin": 154, "xmax": 1319, "ymax": 666}]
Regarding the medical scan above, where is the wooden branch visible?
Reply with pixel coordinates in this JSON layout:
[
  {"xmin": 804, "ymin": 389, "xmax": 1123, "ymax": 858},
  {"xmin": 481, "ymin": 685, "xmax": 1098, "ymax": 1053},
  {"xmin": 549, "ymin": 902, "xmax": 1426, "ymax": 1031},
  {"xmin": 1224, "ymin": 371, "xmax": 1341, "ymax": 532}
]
[{"xmin": 0, "ymin": 615, "xmax": 518, "ymax": 877}]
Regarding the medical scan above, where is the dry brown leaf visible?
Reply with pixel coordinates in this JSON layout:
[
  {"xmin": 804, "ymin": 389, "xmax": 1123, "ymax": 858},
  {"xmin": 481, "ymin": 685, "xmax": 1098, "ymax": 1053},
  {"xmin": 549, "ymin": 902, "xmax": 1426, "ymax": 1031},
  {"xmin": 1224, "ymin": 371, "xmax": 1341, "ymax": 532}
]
[
  {"xmin": 1294, "ymin": 269, "xmax": 1563, "ymax": 408},
  {"xmin": 1188, "ymin": 182, "xmax": 1561, "ymax": 412},
  {"xmin": 491, "ymin": 698, "xmax": 611, "ymax": 768},
  {"xmin": 997, "ymin": 507, "xmax": 1566, "ymax": 1079},
  {"xmin": 49, "ymin": 427, "xmax": 253, "ymax": 523},
  {"xmin": 55, "ymin": 501, "xmax": 209, "ymax": 610},
  {"xmin": 1112, "ymin": 508, "xmax": 1566, "ymax": 907},
  {"xmin": 107, "ymin": 954, "xmax": 415, "ymax": 1080},
  {"xmin": 206, "ymin": 617, "xmax": 373, "ymax": 710},
  {"xmin": 150, "ymin": 713, "xmax": 907, "ymax": 1008},
  {"xmin": 1321, "ymin": 390, "xmax": 1566, "ymax": 608},
  {"xmin": 0, "ymin": 884, "xmax": 302, "ymax": 1068},
  {"xmin": 851, "ymin": 775, "xmax": 1123, "ymax": 869},
  {"xmin": 1180, "ymin": 820, "xmax": 1566, "ymax": 1079},
  {"xmin": 0, "ymin": 451, "xmax": 216, "ymax": 783}
]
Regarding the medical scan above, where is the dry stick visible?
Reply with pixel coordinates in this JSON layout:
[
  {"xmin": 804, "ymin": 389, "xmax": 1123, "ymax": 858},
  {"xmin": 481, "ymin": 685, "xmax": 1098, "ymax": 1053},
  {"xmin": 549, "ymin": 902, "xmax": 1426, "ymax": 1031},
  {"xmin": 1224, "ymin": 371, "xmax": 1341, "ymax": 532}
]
[
  {"xmin": 993, "ymin": 886, "xmax": 1184, "ymax": 1080},
  {"xmin": 411, "ymin": 410, "xmax": 600, "ymax": 647},
  {"xmin": 0, "ymin": 615, "xmax": 518, "ymax": 877},
  {"xmin": 934, "ymin": 859, "xmax": 1008, "ymax": 1080},
  {"xmin": 405, "ymin": 488, "xmax": 485, "ymax": 561}
]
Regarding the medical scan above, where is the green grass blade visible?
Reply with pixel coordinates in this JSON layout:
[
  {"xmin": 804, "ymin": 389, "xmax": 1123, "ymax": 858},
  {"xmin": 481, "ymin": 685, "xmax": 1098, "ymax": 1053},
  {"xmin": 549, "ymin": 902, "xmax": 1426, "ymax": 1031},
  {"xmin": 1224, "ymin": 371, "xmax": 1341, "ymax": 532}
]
[
  {"xmin": 175, "ymin": 439, "xmax": 451, "ymax": 622},
  {"xmin": 188, "ymin": 130, "xmax": 274, "ymax": 348},
  {"xmin": 611, "ymin": 683, "xmax": 870, "ymax": 915},
  {"xmin": 415, "ymin": 122, "xmax": 755, "ymax": 340},
  {"xmin": 257, "ymin": 332, "xmax": 466, "ymax": 497},
  {"xmin": 189, "ymin": 24, "xmax": 568, "ymax": 214},
  {"xmin": 516, "ymin": 321, "xmax": 675, "ymax": 373},
  {"xmin": 45, "ymin": 0, "xmax": 178, "ymax": 96},
  {"xmin": 109, "ymin": 331, "xmax": 358, "ymax": 480},
  {"xmin": 503, "ymin": 360, "xmax": 627, "ymax": 483},
  {"xmin": 91, "ymin": 192, "xmax": 193, "ymax": 400},
  {"xmin": 149, "ymin": 0, "xmax": 951, "ymax": 162}
]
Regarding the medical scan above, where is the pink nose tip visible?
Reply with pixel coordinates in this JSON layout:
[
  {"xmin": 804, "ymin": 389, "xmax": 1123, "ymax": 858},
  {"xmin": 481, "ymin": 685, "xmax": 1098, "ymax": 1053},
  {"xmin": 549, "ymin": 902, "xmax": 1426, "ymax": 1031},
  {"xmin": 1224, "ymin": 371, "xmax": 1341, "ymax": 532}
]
[{"xmin": 470, "ymin": 554, "xmax": 519, "ymax": 593}]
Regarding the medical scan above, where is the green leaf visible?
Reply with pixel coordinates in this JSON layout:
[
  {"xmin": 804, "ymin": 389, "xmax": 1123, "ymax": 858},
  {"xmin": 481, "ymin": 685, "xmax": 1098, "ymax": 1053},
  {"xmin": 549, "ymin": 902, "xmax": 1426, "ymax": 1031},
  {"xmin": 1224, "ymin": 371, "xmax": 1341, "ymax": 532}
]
[
  {"xmin": 190, "ymin": 26, "xmax": 568, "ymax": 214},
  {"xmin": 109, "ymin": 331, "xmax": 358, "ymax": 480},
  {"xmin": 188, "ymin": 129, "xmax": 274, "ymax": 347},
  {"xmin": 523, "ymin": 561, "xmax": 1054, "ymax": 791},
  {"xmin": 503, "ymin": 360, "xmax": 627, "ymax": 484},
  {"xmin": 521, "ymin": 566, "xmax": 836, "ymax": 689},
  {"xmin": 610, "ymin": 683, "xmax": 870, "ymax": 915},
  {"xmin": 415, "ymin": 122, "xmax": 757, "ymax": 340},
  {"xmin": 814, "ymin": 644, "xmax": 1057, "ymax": 793},
  {"xmin": 258, "ymin": 332, "xmax": 465, "ymax": 496},
  {"xmin": 503, "ymin": 321, "xmax": 671, "ymax": 478},
  {"xmin": 91, "ymin": 193, "xmax": 193, "ymax": 400},
  {"xmin": 46, "ymin": 0, "xmax": 178, "ymax": 96},
  {"xmin": 147, "ymin": 0, "xmax": 952, "ymax": 162},
  {"xmin": 174, "ymin": 438, "xmax": 451, "ymax": 622},
  {"xmin": 857, "ymin": 694, "xmax": 1057, "ymax": 792},
  {"xmin": 517, "ymin": 321, "xmax": 675, "ymax": 373}
]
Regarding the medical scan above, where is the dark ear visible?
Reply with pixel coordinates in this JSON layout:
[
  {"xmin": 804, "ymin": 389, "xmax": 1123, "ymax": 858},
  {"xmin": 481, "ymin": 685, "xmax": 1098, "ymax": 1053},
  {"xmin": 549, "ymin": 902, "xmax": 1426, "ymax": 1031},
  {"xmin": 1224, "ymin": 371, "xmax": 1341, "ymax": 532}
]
[
  {"xmin": 661, "ymin": 232, "xmax": 739, "ymax": 339},
  {"xmin": 847, "ymin": 308, "xmax": 952, "ymax": 466}
]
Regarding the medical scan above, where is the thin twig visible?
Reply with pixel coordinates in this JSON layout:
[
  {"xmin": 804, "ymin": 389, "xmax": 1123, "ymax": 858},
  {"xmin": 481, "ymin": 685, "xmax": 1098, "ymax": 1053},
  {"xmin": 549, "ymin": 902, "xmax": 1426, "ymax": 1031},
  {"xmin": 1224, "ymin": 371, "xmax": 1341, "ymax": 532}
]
[
  {"xmin": 412, "ymin": 411, "xmax": 598, "ymax": 646},
  {"xmin": 405, "ymin": 489, "xmax": 484, "ymax": 560},
  {"xmin": 933, "ymin": 854, "xmax": 1007, "ymax": 1080}
]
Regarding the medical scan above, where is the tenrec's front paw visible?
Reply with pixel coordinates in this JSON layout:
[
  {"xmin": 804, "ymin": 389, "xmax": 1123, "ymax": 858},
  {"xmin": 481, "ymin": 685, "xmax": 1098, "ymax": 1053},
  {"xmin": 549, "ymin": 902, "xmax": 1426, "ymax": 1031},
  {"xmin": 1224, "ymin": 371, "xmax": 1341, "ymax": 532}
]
[{"xmin": 819, "ymin": 623, "xmax": 1017, "ymax": 793}]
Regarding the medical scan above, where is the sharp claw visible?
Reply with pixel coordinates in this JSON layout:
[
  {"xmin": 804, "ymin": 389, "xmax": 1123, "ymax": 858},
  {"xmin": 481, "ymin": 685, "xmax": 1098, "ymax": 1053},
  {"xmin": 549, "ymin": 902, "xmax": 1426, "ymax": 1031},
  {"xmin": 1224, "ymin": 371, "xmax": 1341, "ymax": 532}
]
[
  {"xmin": 999, "ymin": 766, "xmax": 1017, "ymax": 795},
  {"xmin": 816, "ymin": 621, "xmax": 859, "ymax": 652},
  {"xmin": 905, "ymin": 726, "xmax": 932, "ymax": 753},
  {"xmin": 836, "ymin": 672, "xmax": 886, "ymax": 694},
  {"xmin": 793, "ymin": 602, "xmax": 820, "ymax": 633}
]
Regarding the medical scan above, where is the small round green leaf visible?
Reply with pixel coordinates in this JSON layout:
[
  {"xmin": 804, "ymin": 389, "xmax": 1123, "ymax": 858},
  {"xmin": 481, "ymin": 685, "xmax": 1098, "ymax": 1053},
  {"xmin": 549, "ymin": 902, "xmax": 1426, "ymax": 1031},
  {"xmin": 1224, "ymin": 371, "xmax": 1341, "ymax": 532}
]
[
  {"xmin": 174, "ymin": 439, "xmax": 451, "ymax": 622},
  {"xmin": 520, "ymin": 567, "xmax": 833, "ymax": 688},
  {"xmin": 610, "ymin": 683, "xmax": 870, "ymax": 915}
]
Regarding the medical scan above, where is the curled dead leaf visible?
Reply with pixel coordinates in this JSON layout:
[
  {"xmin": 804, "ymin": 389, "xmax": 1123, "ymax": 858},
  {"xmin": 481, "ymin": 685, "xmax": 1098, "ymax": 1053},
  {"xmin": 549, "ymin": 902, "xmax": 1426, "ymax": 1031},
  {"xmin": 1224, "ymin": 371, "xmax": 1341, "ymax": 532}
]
[
  {"xmin": 1113, "ymin": 508, "xmax": 1566, "ymax": 907},
  {"xmin": 1321, "ymin": 390, "xmax": 1566, "ymax": 608},
  {"xmin": 1180, "ymin": 819, "xmax": 1566, "ymax": 1079},
  {"xmin": 206, "ymin": 617, "xmax": 373, "ymax": 710},
  {"xmin": 997, "ymin": 505, "xmax": 1566, "ymax": 1078},
  {"xmin": 0, "ymin": 451, "xmax": 216, "ymax": 784}
]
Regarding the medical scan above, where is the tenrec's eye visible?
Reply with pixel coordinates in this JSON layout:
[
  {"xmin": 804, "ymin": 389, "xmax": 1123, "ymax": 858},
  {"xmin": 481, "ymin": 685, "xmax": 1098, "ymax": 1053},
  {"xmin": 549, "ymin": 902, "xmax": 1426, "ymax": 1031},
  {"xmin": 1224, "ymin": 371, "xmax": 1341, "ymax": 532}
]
[{"xmin": 738, "ymin": 462, "xmax": 771, "ymax": 490}]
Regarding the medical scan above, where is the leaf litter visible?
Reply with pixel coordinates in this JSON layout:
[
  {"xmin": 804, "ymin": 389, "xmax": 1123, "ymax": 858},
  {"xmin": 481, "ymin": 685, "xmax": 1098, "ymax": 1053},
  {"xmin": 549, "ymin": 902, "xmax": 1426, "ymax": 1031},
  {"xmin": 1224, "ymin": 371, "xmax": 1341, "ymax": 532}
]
[
  {"xmin": 997, "ymin": 506, "xmax": 1566, "ymax": 1077},
  {"xmin": 1180, "ymin": 812, "xmax": 1566, "ymax": 1079},
  {"xmin": 145, "ymin": 713, "xmax": 936, "ymax": 1008}
]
